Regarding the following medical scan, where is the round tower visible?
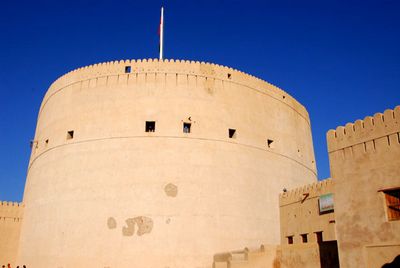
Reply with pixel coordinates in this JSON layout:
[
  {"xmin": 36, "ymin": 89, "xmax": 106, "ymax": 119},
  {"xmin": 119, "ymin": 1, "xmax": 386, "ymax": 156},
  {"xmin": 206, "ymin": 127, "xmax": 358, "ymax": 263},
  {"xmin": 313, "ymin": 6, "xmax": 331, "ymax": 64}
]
[{"xmin": 17, "ymin": 59, "xmax": 317, "ymax": 267}]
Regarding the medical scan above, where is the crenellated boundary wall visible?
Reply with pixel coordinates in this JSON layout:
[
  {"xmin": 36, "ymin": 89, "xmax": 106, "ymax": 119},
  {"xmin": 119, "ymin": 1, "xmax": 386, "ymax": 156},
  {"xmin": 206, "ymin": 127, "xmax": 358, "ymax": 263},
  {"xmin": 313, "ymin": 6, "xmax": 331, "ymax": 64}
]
[
  {"xmin": 0, "ymin": 201, "xmax": 24, "ymax": 267},
  {"xmin": 327, "ymin": 106, "xmax": 400, "ymax": 158},
  {"xmin": 39, "ymin": 59, "xmax": 310, "ymax": 122}
]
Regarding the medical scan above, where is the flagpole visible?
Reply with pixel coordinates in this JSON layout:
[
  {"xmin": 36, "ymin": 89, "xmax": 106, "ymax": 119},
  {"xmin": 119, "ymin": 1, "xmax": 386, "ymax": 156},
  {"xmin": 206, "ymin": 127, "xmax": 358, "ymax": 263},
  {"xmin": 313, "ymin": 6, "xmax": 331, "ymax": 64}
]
[{"xmin": 159, "ymin": 7, "xmax": 164, "ymax": 60}]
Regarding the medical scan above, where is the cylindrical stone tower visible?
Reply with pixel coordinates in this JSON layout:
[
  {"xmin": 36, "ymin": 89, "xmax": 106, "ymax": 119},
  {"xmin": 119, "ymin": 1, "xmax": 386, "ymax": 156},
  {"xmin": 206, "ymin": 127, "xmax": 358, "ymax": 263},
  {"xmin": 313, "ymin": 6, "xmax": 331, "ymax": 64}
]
[{"xmin": 17, "ymin": 59, "xmax": 317, "ymax": 267}]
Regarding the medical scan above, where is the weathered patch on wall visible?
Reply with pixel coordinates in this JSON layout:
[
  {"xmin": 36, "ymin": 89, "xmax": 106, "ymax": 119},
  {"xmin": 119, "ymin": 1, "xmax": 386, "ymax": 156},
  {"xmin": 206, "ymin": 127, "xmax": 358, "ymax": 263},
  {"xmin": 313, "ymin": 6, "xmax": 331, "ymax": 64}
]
[
  {"xmin": 134, "ymin": 216, "xmax": 153, "ymax": 236},
  {"xmin": 107, "ymin": 217, "xmax": 117, "ymax": 229},
  {"xmin": 164, "ymin": 183, "xmax": 178, "ymax": 197},
  {"xmin": 117, "ymin": 216, "xmax": 154, "ymax": 237},
  {"xmin": 122, "ymin": 218, "xmax": 136, "ymax": 236}
]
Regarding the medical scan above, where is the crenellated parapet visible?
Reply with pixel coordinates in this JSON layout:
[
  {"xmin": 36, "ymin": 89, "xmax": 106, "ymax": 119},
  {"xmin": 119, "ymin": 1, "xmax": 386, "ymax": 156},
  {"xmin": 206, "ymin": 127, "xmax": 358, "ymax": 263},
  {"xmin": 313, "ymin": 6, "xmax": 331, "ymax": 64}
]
[
  {"xmin": 39, "ymin": 59, "xmax": 309, "ymax": 121},
  {"xmin": 0, "ymin": 201, "xmax": 24, "ymax": 220},
  {"xmin": 327, "ymin": 106, "xmax": 400, "ymax": 155},
  {"xmin": 279, "ymin": 178, "xmax": 333, "ymax": 206}
]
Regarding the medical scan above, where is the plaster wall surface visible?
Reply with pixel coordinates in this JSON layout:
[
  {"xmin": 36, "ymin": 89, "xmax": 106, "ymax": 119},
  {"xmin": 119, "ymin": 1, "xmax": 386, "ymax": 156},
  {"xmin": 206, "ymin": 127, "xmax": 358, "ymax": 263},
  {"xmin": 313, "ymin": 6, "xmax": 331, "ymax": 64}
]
[
  {"xmin": 327, "ymin": 106, "xmax": 400, "ymax": 268},
  {"xmin": 213, "ymin": 244, "xmax": 281, "ymax": 268},
  {"xmin": 17, "ymin": 59, "xmax": 317, "ymax": 267},
  {"xmin": 279, "ymin": 178, "xmax": 336, "ymax": 245},
  {"xmin": 280, "ymin": 243, "xmax": 321, "ymax": 268},
  {"xmin": 0, "ymin": 201, "xmax": 23, "ymax": 267}
]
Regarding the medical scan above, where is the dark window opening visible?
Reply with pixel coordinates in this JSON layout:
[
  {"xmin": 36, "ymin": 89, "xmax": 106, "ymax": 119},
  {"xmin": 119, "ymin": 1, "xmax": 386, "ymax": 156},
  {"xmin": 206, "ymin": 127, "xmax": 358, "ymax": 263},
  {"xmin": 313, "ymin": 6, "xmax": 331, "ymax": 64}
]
[
  {"xmin": 287, "ymin": 236, "xmax": 293, "ymax": 245},
  {"xmin": 145, "ymin": 121, "xmax": 156, "ymax": 132},
  {"xmin": 229, "ymin": 128, "xmax": 236, "ymax": 139},
  {"xmin": 383, "ymin": 188, "xmax": 400, "ymax": 221},
  {"xmin": 183, "ymin": 122, "xmax": 191, "ymax": 133},
  {"xmin": 125, "ymin": 66, "xmax": 131, "ymax": 73},
  {"xmin": 315, "ymin": 231, "xmax": 323, "ymax": 243},
  {"xmin": 267, "ymin": 139, "xmax": 274, "ymax": 148},
  {"xmin": 301, "ymin": 233, "xmax": 308, "ymax": 243},
  {"xmin": 45, "ymin": 139, "xmax": 49, "ymax": 145},
  {"xmin": 227, "ymin": 73, "xmax": 232, "ymax": 79},
  {"xmin": 67, "ymin": 131, "xmax": 74, "ymax": 140}
]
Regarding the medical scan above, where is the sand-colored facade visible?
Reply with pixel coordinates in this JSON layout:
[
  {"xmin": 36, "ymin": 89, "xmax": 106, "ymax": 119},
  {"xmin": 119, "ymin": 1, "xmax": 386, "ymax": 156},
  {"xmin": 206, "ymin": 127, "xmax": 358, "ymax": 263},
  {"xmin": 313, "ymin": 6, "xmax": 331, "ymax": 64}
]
[
  {"xmin": 211, "ymin": 106, "xmax": 400, "ymax": 268},
  {"xmin": 15, "ymin": 59, "xmax": 317, "ymax": 267},
  {"xmin": 2, "ymin": 57, "xmax": 398, "ymax": 267},
  {"xmin": 0, "ymin": 201, "xmax": 23, "ymax": 267},
  {"xmin": 279, "ymin": 178, "xmax": 336, "ymax": 245},
  {"xmin": 327, "ymin": 106, "xmax": 400, "ymax": 268}
]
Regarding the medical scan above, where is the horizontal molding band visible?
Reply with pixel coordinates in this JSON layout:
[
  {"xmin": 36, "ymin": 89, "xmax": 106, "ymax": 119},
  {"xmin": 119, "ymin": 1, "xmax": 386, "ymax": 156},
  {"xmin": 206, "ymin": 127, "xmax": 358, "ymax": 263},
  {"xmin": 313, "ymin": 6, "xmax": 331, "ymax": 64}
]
[{"xmin": 27, "ymin": 135, "xmax": 317, "ymax": 176}]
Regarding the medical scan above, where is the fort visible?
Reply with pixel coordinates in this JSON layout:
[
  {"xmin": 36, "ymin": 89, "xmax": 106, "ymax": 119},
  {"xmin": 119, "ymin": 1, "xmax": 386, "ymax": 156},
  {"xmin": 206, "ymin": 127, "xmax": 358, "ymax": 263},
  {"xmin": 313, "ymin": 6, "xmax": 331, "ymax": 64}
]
[{"xmin": 0, "ymin": 59, "xmax": 399, "ymax": 268}]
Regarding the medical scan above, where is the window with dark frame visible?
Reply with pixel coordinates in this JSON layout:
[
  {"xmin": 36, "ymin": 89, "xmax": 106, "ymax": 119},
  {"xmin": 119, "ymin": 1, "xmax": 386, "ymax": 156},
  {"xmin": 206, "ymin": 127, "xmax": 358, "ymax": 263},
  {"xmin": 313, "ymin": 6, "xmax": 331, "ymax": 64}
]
[
  {"xmin": 229, "ymin": 128, "xmax": 236, "ymax": 139},
  {"xmin": 301, "ymin": 233, "xmax": 308, "ymax": 243},
  {"xmin": 183, "ymin": 122, "xmax": 191, "ymax": 133},
  {"xmin": 145, "ymin": 121, "xmax": 156, "ymax": 132},
  {"xmin": 287, "ymin": 236, "xmax": 293, "ymax": 245},
  {"xmin": 382, "ymin": 188, "xmax": 400, "ymax": 221},
  {"xmin": 125, "ymin": 66, "xmax": 131, "ymax": 73},
  {"xmin": 315, "ymin": 231, "xmax": 323, "ymax": 243}
]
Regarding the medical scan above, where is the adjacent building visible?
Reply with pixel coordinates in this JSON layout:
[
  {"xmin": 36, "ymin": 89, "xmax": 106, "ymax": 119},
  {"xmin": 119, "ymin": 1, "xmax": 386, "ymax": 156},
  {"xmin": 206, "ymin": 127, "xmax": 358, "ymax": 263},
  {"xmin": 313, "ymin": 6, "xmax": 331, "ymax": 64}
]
[{"xmin": 327, "ymin": 108, "xmax": 400, "ymax": 268}]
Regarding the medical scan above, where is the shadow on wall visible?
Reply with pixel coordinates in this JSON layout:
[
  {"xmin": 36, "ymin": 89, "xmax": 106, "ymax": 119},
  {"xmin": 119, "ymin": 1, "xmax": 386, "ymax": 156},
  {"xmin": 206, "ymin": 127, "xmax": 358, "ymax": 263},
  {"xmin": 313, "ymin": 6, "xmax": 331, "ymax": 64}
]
[{"xmin": 382, "ymin": 255, "xmax": 400, "ymax": 268}]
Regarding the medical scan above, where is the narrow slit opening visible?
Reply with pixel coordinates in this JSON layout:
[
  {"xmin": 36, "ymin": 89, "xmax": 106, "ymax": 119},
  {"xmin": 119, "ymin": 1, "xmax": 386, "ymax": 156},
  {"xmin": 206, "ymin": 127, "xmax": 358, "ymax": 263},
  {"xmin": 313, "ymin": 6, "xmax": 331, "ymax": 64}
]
[
  {"xmin": 267, "ymin": 139, "xmax": 274, "ymax": 148},
  {"xmin": 183, "ymin": 122, "xmax": 191, "ymax": 133},
  {"xmin": 229, "ymin": 129, "xmax": 236, "ymax": 139},
  {"xmin": 67, "ymin": 131, "xmax": 74, "ymax": 140}
]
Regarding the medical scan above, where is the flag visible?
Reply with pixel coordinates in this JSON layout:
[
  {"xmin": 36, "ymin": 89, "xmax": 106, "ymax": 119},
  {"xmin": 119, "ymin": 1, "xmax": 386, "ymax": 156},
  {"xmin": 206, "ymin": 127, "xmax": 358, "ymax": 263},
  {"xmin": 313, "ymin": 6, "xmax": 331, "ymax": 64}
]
[{"xmin": 159, "ymin": 7, "xmax": 164, "ymax": 60}]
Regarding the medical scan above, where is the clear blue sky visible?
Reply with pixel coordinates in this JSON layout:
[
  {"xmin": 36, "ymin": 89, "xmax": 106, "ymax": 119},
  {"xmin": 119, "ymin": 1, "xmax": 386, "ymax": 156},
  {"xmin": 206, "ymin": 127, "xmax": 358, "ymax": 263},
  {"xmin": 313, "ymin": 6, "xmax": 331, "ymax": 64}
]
[{"xmin": 0, "ymin": 0, "xmax": 399, "ymax": 202}]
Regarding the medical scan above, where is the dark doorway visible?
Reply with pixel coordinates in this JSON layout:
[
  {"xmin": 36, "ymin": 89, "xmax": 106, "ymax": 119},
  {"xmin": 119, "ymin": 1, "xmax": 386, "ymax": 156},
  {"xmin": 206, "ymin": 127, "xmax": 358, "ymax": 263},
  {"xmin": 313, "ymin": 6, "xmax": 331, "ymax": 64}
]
[{"xmin": 319, "ymin": 241, "xmax": 340, "ymax": 268}]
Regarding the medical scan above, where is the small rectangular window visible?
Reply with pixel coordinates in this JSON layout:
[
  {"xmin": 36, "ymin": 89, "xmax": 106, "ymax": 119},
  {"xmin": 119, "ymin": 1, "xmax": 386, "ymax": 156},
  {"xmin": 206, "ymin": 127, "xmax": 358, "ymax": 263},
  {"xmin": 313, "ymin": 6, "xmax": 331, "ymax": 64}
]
[
  {"xmin": 67, "ymin": 131, "xmax": 74, "ymax": 140},
  {"xmin": 383, "ymin": 188, "xmax": 400, "ymax": 221},
  {"xmin": 287, "ymin": 236, "xmax": 293, "ymax": 245},
  {"xmin": 315, "ymin": 231, "xmax": 323, "ymax": 243},
  {"xmin": 145, "ymin": 121, "xmax": 156, "ymax": 132},
  {"xmin": 183, "ymin": 123, "xmax": 191, "ymax": 133},
  {"xmin": 125, "ymin": 66, "xmax": 131, "ymax": 73},
  {"xmin": 267, "ymin": 139, "xmax": 274, "ymax": 148},
  {"xmin": 301, "ymin": 233, "xmax": 308, "ymax": 243},
  {"xmin": 229, "ymin": 128, "xmax": 236, "ymax": 139},
  {"xmin": 45, "ymin": 139, "xmax": 49, "ymax": 145}
]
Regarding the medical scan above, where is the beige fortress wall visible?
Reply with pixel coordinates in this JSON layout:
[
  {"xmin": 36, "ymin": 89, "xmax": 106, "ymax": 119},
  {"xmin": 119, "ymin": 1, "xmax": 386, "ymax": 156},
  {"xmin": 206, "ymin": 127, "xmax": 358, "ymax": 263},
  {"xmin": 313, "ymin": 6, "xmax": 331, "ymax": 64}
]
[
  {"xmin": 0, "ymin": 201, "xmax": 23, "ymax": 267},
  {"xmin": 279, "ymin": 178, "xmax": 336, "ymax": 245},
  {"xmin": 327, "ymin": 106, "xmax": 400, "ymax": 268},
  {"xmin": 17, "ymin": 59, "xmax": 317, "ymax": 268}
]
